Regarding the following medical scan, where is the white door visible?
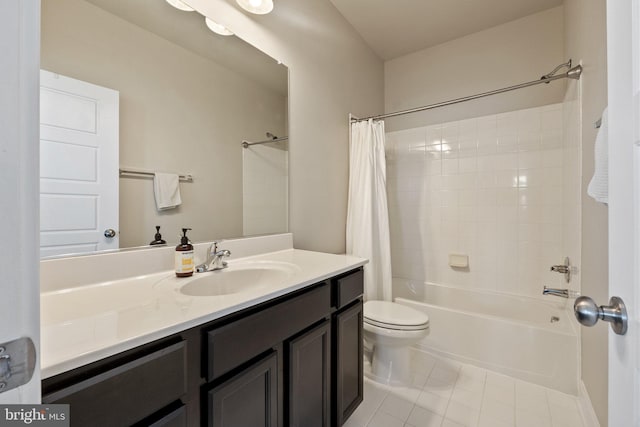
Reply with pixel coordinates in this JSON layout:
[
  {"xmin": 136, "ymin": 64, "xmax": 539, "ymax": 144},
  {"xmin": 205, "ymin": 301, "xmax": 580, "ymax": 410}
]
[
  {"xmin": 0, "ymin": 0, "xmax": 40, "ymax": 403},
  {"xmin": 39, "ymin": 70, "xmax": 119, "ymax": 258},
  {"xmin": 607, "ymin": 0, "xmax": 639, "ymax": 426}
]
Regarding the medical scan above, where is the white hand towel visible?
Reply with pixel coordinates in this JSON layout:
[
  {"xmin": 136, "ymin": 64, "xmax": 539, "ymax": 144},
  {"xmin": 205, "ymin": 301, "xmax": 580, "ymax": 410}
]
[
  {"xmin": 587, "ymin": 107, "xmax": 608, "ymax": 204},
  {"xmin": 153, "ymin": 172, "xmax": 182, "ymax": 211}
]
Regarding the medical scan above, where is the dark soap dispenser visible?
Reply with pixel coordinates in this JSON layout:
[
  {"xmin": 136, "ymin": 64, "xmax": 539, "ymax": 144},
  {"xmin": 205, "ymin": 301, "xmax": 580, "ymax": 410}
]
[
  {"xmin": 175, "ymin": 228, "xmax": 194, "ymax": 277},
  {"xmin": 150, "ymin": 226, "xmax": 167, "ymax": 246}
]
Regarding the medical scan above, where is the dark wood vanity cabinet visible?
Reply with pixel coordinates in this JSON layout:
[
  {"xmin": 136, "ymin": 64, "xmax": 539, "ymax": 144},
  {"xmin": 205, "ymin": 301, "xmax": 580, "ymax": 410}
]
[
  {"xmin": 333, "ymin": 301, "xmax": 364, "ymax": 426},
  {"xmin": 42, "ymin": 267, "xmax": 363, "ymax": 427},
  {"xmin": 286, "ymin": 320, "xmax": 331, "ymax": 427},
  {"xmin": 42, "ymin": 339, "xmax": 189, "ymax": 427},
  {"xmin": 203, "ymin": 282, "xmax": 332, "ymax": 427},
  {"xmin": 207, "ymin": 351, "xmax": 279, "ymax": 427},
  {"xmin": 332, "ymin": 270, "xmax": 364, "ymax": 426}
]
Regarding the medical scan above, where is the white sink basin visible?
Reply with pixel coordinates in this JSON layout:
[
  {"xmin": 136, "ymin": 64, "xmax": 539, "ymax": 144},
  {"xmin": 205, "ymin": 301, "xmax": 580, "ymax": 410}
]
[{"xmin": 178, "ymin": 262, "xmax": 299, "ymax": 297}]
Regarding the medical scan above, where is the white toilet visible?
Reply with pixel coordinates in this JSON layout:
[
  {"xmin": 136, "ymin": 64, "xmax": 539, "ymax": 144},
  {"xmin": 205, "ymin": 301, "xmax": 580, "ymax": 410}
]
[{"xmin": 363, "ymin": 300, "xmax": 430, "ymax": 385}]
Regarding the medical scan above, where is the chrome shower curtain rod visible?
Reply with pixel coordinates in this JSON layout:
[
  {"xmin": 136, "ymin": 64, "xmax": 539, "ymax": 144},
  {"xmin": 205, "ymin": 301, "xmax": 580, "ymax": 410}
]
[{"xmin": 350, "ymin": 60, "xmax": 582, "ymax": 122}]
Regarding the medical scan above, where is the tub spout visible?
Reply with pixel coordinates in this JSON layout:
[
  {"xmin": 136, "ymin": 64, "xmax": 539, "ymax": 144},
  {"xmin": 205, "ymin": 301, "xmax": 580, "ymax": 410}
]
[{"xmin": 543, "ymin": 286, "xmax": 575, "ymax": 299}]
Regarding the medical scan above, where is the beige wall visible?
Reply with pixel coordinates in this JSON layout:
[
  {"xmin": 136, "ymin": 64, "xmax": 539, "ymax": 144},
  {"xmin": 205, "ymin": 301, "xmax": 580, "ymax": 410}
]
[
  {"xmin": 41, "ymin": 0, "xmax": 287, "ymax": 248},
  {"xmin": 384, "ymin": 7, "xmax": 565, "ymax": 132},
  {"xmin": 564, "ymin": 0, "xmax": 609, "ymax": 424},
  {"xmin": 188, "ymin": 0, "xmax": 384, "ymax": 254}
]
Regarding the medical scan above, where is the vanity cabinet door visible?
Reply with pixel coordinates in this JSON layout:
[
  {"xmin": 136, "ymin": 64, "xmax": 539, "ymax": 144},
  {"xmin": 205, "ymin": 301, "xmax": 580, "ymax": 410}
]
[
  {"xmin": 333, "ymin": 300, "xmax": 363, "ymax": 426},
  {"xmin": 134, "ymin": 403, "xmax": 187, "ymax": 427},
  {"xmin": 286, "ymin": 320, "xmax": 331, "ymax": 427},
  {"xmin": 207, "ymin": 351, "xmax": 279, "ymax": 427},
  {"xmin": 42, "ymin": 341, "xmax": 187, "ymax": 427}
]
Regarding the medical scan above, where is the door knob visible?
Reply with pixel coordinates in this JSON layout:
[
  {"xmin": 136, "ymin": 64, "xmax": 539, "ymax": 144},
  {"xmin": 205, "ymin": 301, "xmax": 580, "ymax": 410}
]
[
  {"xmin": 0, "ymin": 337, "xmax": 36, "ymax": 394},
  {"xmin": 574, "ymin": 296, "xmax": 628, "ymax": 335},
  {"xmin": 104, "ymin": 229, "xmax": 117, "ymax": 238}
]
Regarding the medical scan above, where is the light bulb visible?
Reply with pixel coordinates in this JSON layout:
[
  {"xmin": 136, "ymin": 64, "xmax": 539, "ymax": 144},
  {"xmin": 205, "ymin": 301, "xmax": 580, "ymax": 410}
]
[
  {"xmin": 165, "ymin": 0, "xmax": 194, "ymax": 12},
  {"xmin": 236, "ymin": 0, "xmax": 274, "ymax": 15},
  {"xmin": 205, "ymin": 18, "xmax": 234, "ymax": 36}
]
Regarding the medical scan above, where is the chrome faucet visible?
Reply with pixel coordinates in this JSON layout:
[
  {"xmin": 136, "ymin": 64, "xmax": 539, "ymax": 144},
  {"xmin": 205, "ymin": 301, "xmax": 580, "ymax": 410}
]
[
  {"xmin": 196, "ymin": 241, "xmax": 231, "ymax": 273},
  {"xmin": 542, "ymin": 286, "xmax": 578, "ymax": 299}
]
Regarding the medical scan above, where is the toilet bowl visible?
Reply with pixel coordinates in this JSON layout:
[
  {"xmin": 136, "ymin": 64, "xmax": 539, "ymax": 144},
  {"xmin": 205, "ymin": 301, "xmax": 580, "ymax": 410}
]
[{"xmin": 363, "ymin": 300, "xmax": 430, "ymax": 385}]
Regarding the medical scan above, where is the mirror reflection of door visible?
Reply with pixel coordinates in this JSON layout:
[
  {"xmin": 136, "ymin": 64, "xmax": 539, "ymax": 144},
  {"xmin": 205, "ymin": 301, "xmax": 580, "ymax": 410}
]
[{"xmin": 39, "ymin": 70, "xmax": 119, "ymax": 258}]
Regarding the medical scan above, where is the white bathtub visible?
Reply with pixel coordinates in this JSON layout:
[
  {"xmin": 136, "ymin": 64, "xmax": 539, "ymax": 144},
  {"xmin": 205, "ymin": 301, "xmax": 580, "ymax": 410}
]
[{"xmin": 393, "ymin": 278, "xmax": 579, "ymax": 394}]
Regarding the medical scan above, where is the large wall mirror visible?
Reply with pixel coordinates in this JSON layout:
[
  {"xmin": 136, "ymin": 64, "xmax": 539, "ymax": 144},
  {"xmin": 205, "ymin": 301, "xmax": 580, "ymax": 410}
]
[{"xmin": 40, "ymin": 0, "xmax": 289, "ymax": 258}]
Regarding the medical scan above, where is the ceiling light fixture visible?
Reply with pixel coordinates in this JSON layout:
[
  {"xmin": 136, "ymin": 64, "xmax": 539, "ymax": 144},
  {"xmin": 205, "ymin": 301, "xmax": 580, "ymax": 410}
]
[
  {"xmin": 165, "ymin": 0, "xmax": 194, "ymax": 12},
  {"xmin": 205, "ymin": 18, "xmax": 234, "ymax": 36},
  {"xmin": 235, "ymin": 0, "xmax": 274, "ymax": 15}
]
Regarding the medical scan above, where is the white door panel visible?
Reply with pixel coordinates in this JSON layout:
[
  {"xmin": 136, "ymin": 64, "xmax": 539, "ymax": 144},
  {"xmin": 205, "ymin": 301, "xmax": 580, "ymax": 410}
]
[
  {"xmin": 40, "ymin": 139, "xmax": 98, "ymax": 181},
  {"xmin": 40, "ymin": 195, "xmax": 98, "ymax": 230},
  {"xmin": 606, "ymin": 0, "xmax": 639, "ymax": 425},
  {"xmin": 0, "ymin": 0, "xmax": 40, "ymax": 403},
  {"xmin": 39, "ymin": 70, "xmax": 119, "ymax": 257},
  {"xmin": 40, "ymin": 126, "xmax": 100, "ymax": 146},
  {"xmin": 40, "ymin": 87, "xmax": 97, "ymax": 133}
]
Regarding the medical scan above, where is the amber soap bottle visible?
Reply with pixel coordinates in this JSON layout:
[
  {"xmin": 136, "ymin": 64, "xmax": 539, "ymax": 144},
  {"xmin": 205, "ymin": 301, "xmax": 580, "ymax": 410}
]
[{"xmin": 175, "ymin": 228, "xmax": 194, "ymax": 277}]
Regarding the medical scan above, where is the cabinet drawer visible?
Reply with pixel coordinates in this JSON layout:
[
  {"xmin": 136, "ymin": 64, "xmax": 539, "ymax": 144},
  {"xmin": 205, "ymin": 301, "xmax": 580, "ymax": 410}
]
[
  {"xmin": 206, "ymin": 283, "xmax": 331, "ymax": 381},
  {"xmin": 332, "ymin": 269, "xmax": 363, "ymax": 309},
  {"xmin": 43, "ymin": 341, "xmax": 187, "ymax": 427}
]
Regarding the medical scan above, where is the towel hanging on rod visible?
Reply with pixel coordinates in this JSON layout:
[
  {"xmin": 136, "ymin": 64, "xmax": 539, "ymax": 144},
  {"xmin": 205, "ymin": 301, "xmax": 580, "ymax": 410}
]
[{"xmin": 153, "ymin": 172, "xmax": 182, "ymax": 211}]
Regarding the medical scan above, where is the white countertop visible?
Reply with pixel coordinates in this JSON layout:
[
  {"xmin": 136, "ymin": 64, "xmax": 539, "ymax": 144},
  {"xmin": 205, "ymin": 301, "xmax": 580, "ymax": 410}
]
[{"xmin": 41, "ymin": 249, "xmax": 366, "ymax": 379}]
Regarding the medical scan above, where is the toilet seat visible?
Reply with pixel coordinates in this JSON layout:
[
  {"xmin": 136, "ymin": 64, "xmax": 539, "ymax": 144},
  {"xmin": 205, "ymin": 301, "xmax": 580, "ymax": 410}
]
[{"xmin": 364, "ymin": 300, "xmax": 429, "ymax": 331}]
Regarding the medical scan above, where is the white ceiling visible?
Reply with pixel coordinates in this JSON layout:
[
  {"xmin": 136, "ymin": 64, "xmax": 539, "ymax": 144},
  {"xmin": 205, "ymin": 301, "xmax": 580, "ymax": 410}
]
[{"xmin": 328, "ymin": 0, "xmax": 563, "ymax": 60}]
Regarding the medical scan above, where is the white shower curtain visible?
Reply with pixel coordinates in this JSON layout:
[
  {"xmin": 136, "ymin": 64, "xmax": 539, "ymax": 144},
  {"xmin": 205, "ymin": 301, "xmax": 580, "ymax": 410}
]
[{"xmin": 346, "ymin": 119, "xmax": 393, "ymax": 302}]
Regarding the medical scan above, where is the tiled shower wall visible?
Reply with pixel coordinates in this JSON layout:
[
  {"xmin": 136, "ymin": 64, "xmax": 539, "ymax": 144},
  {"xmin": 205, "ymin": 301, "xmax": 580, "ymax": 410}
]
[{"xmin": 386, "ymin": 103, "xmax": 579, "ymax": 298}]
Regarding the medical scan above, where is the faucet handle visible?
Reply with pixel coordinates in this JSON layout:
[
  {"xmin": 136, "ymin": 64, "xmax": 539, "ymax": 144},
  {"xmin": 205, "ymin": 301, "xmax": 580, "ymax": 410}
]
[
  {"xmin": 550, "ymin": 265, "xmax": 569, "ymax": 274},
  {"xmin": 549, "ymin": 257, "xmax": 571, "ymax": 283},
  {"xmin": 210, "ymin": 240, "xmax": 225, "ymax": 253}
]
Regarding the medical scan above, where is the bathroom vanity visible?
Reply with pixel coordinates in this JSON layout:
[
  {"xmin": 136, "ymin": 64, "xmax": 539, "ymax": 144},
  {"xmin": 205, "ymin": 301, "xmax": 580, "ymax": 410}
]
[{"xmin": 40, "ymin": 236, "xmax": 365, "ymax": 427}]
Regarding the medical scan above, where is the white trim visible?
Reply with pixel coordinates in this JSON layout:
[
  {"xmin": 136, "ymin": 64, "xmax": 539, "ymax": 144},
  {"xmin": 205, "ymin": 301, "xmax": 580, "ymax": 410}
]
[
  {"xmin": 578, "ymin": 380, "xmax": 601, "ymax": 427},
  {"xmin": 0, "ymin": 0, "xmax": 41, "ymax": 403},
  {"xmin": 606, "ymin": 0, "xmax": 639, "ymax": 425}
]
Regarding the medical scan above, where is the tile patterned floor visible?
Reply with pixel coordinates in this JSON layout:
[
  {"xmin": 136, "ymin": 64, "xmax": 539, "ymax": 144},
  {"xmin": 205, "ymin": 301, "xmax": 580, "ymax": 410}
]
[{"xmin": 343, "ymin": 349, "xmax": 585, "ymax": 427}]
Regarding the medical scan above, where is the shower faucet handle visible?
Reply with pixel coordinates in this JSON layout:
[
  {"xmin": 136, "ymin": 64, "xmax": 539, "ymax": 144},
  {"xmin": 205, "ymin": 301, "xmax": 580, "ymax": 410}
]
[
  {"xmin": 550, "ymin": 257, "xmax": 572, "ymax": 283},
  {"xmin": 550, "ymin": 265, "xmax": 569, "ymax": 274}
]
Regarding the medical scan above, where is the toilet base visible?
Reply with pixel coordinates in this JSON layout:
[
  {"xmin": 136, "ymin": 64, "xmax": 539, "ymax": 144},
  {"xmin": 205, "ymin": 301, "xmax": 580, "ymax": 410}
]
[
  {"xmin": 365, "ymin": 344, "xmax": 412, "ymax": 386},
  {"xmin": 362, "ymin": 301, "xmax": 430, "ymax": 386}
]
